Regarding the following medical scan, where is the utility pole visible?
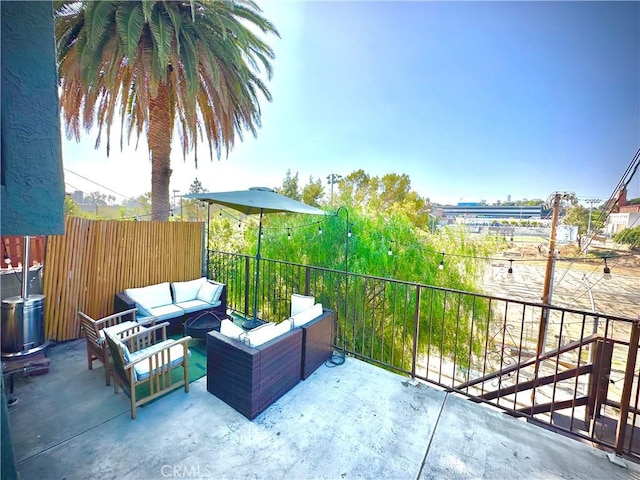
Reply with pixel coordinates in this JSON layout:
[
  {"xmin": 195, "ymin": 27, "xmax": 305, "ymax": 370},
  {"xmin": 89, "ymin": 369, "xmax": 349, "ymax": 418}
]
[
  {"xmin": 533, "ymin": 192, "xmax": 574, "ymax": 402},
  {"xmin": 327, "ymin": 173, "xmax": 342, "ymax": 205}
]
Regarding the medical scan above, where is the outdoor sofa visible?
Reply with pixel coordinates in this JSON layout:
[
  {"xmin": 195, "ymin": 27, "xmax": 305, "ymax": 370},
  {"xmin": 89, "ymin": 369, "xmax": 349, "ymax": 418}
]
[
  {"xmin": 206, "ymin": 302, "xmax": 335, "ymax": 420},
  {"xmin": 114, "ymin": 277, "xmax": 227, "ymax": 336}
]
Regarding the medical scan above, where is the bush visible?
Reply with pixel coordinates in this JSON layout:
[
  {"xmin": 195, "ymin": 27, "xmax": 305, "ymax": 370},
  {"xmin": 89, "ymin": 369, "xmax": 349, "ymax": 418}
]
[{"xmin": 613, "ymin": 226, "xmax": 640, "ymax": 248}]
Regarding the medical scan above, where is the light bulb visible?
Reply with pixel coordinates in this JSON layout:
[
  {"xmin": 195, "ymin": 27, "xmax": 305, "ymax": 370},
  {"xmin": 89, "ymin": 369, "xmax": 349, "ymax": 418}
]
[
  {"xmin": 287, "ymin": 229, "xmax": 291, "ymax": 240},
  {"xmin": 603, "ymin": 258, "xmax": 612, "ymax": 280},
  {"xmin": 507, "ymin": 260, "xmax": 514, "ymax": 279},
  {"xmin": 438, "ymin": 260, "xmax": 444, "ymax": 270},
  {"xmin": 388, "ymin": 247, "xmax": 393, "ymax": 256},
  {"xmin": 347, "ymin": 230, "xmax": 352, "ymax": 238},
  {"xmin": 318, "ymin": 226, "xmax": 323, "ymax": 235}
]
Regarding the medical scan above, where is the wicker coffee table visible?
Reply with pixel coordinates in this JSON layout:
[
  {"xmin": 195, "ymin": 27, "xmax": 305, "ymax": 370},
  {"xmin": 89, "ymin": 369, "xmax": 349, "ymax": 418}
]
[{"xmin": 184, "ymin": 311, "xmax": 224, "ymax": 339}]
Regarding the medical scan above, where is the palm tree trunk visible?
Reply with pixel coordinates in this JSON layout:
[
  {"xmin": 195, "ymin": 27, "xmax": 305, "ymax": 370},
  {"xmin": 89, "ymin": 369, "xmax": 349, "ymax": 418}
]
[{"xmin": 148, "ymin": 80, "xmax": 173, "ymax": 221}]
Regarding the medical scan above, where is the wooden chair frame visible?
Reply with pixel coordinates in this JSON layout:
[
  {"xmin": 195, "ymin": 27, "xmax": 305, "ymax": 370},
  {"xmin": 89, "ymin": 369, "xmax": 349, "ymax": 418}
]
[
  {"xmin": 79, "ymin": 308, "xmax": 152, "ymax": 386},
  {"xmin": 105, "ymin": 322, "xmax": 191, "ymax": 419}
]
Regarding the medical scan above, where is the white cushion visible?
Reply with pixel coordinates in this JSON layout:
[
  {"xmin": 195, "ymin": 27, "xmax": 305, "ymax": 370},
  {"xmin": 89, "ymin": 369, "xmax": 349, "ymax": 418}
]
[
  {"xmin": 196, "ymin": 282, "xmax": 219, "ymax": 304},
  {"xmin": 291, "ymin": 303, "xmax": 323, "ymax": 328},
  {"xmin": 219, "ymin": 319, "xmax": 245, "ymax": 340},
  {"xmin": 273, "ymin": 318, "xmax": 292, "ymax": 336},
  {"xmin": 146, "ymin": 304, "xmax": 184, "ymax": 318},
  {"xmin": 129, "ymin": 340, "xmax": 188, "ymax": 381},
  {"xmin": 172, "ymin": 277, "xmax": 207, "ymax": 303},
  {"xmin": 291, "ymin": 294, "xmax": 315, "ymax": 316},
  {"xmin": 176, "ymin": 299, "xmax": 221, "ymax": 314},
  {"xmin": 240, "ymin": 322, "xmax": 279, "ymax": 347},
  {"xmin": 126, "ymin": 282, "xmax": 173, "ymax": 308}
]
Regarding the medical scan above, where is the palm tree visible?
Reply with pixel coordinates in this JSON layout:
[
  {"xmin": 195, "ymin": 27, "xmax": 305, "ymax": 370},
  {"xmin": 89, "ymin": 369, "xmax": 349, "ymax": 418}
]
[{"xmin": 56, "ymin": 0, "xmax": 278, "ymax": 220}]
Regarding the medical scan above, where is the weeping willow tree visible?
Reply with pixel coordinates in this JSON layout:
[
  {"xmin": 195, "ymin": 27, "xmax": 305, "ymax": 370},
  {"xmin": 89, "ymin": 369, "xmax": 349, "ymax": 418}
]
[{"xmin": 206, "ymin": 171, "xmax": 506, "ymax": 373}]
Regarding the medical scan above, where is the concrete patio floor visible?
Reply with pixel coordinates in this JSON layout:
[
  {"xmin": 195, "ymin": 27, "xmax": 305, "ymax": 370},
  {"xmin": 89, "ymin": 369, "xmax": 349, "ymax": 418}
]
[{"xmin": 6, "ymin": 338, "xmax": 640, "ymax": 480}]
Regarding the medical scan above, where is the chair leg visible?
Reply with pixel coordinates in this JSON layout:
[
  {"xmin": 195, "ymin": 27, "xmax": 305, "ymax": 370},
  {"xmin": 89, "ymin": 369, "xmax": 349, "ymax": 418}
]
[
  {"xmin": 87, "ymin": 351, "xmax": 93, "ymax": 370},
  {"xmin": 104, "ymin": 363, "xmax": 111, "ymax": 387}
]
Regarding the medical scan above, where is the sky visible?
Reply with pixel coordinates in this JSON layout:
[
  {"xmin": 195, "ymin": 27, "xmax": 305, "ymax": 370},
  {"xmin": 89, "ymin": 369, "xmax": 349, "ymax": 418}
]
[{"xmin": 62, "ymin": 0, "xmax": 640, "ymax": 206}]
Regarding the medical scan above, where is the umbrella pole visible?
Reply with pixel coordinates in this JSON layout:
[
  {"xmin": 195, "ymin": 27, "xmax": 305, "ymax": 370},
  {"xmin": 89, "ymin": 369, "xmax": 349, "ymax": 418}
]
[{"xmin": 243, "ymin": 210, "xmax": 264, "ymax": 329}]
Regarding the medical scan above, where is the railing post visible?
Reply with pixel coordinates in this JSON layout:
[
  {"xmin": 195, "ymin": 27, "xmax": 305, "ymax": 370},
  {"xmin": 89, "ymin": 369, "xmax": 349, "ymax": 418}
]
[
  {"xmin": 615, "ymin": 319, "xmax": 640, "ymax": 456},
  {"xmin": 244, "ymin": 256, "xmax": 251, "ymax": 316},
  {"xmin": 411, "ymin": 286, "xmax": 421, "ymax": 379},
  {"xmin": 304, "ymin": 266, "xmax": 311, "ymax": 296}
]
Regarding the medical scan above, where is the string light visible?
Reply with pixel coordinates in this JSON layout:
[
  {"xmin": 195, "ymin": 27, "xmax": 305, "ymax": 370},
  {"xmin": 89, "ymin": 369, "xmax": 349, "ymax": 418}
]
[
  {"xmin": 388, "ymin": 245, "xmax": 393, "ymax": 256},
  {"xmin": 603, "ymin": 257, "xmax": 611, "ymax": 280},
  {"xmin": 507, "ymin": 259, "xmax": 514, "ymax": 279},
  {"xmin": 438, "ymin": 252, "xmax": 445, "ymax": 270},
  {"xmin": 318, "ymin": 225, "xmax": 323, "ymax": 235},
  {"xmin": 4, "ymin": 254, "xmax": 11, "ymax": 266},
  {"xmin": 347, "ymin": 228, "xmax": 352, "ymax": 238},
  {"xmin": 287, "ymin": 229, "xmax": 291, "ymax": 240}
]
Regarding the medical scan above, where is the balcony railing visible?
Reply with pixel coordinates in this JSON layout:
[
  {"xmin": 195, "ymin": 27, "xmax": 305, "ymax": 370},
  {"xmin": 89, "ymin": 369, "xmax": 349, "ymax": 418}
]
[{"xmin": 208, "ymin": 250, "xmax": 640, "ymax": 460}]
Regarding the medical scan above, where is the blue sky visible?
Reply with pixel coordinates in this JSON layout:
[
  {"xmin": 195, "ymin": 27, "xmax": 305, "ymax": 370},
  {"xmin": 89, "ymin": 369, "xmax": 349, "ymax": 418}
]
[{"xmin": 63, "ymin": 0, "xmax": 640, "ymax": 206}]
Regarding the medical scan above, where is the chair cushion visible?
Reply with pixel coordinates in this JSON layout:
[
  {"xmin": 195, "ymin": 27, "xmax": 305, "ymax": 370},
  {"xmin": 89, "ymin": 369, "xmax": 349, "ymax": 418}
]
[
  {"xmin": 291, "ymin": 294, "xmax": 315, "ymax": 316},
  {"xmin": 129, "ymin": 340, "xmax": 189, "ymax": 381},
  {"xmin": 146, "ymin": 304, "xmax": 184, "ymax": 318},
  {"xmin": 219, "ymin": 319, "xmax": 245, "ymax": 340},
  {"xmin": 291, "ymin": 303, "xmax": 323, "ymax": 328},
  {"xmin": 175, "ymin": 299, "xmax": 221, "ymax": 314},
  {"xmin": 172, "ymin": 277, "xmax": 207, "ymax": 303},
  {"xmin": 125, "ymin": 282, "xmax": 173, "ymax": 309}
]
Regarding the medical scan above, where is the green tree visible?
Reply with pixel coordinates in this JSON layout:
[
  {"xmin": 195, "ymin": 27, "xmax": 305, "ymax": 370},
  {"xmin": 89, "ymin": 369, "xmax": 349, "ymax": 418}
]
[
  {"xmin": 56, "ymin": 0, "xmax": 278, "ymax": 221},
  {"xmin": 184, "ymin": 177, "xmax": 207, "ymax": 221},
  {"xmin": 301, "ymin": 176, "xmax": 325, "ymax": 207},
  {"xmin": 613, "ymin": 226, "xmax": 640, "ymax": 248},
  {"xmin": 277, "ymin": 170, "xmax": 301, "ymax": 200},
  {"xmin": 564, "ymin": 204, "xmax": 605, "ymax": 249}
]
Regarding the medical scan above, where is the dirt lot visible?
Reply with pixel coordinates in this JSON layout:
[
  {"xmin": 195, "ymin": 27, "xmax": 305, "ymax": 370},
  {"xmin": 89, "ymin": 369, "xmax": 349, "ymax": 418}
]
[{"xmin": 482, "ymin": 242, "xmax": 639, "ymax": 320}]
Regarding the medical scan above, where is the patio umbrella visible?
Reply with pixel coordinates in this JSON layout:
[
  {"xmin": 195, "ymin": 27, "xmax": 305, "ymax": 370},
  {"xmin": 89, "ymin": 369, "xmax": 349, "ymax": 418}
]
[{"xmin": 183, "ymin": 187, "xmax": 327, "ymax": 328}]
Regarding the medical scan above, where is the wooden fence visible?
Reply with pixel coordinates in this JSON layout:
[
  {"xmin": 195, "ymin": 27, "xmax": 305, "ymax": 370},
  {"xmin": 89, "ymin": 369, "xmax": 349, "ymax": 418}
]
[{"xmin": 43, "ymin": 217, "xmax": 204, "ymax": 341}]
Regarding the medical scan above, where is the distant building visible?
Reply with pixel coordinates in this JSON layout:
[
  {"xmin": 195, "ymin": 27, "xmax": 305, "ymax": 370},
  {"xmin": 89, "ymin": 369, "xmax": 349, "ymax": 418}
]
[
  {"xmin": 441, "ymin": 204, "xmax": 550, "ymax": 222},
  {"xmin": 607, "ymin": 212, "xmax": 640, "ymax": 235}
]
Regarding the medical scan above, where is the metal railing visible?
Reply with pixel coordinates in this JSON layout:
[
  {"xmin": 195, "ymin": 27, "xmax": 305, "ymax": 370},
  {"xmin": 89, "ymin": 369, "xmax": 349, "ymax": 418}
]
[{"xmin": 208, "ymin": 250, "xmax": 640, "ymax": 460}]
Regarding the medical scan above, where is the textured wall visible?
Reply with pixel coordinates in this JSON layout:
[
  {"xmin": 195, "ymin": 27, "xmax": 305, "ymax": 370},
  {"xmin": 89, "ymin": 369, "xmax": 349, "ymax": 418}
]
[{"xmin": 1, "ymin": 1, "xmax": 65, "ymax": 236}]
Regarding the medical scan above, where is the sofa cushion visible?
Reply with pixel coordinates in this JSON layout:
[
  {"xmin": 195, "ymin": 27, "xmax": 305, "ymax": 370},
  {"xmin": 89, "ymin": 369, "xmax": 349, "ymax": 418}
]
[
  {"xmin": 172, "ymin": 277, "xmax": 207, "ymax": 303},
  {"xmin": 274, "ymin": 318, "xmax": 292, "ymax": 336},
  {"xmin": 291, "ymin": 303, "xmax": 323, "ymax": 328},
  {"xmin": 240, "ymin": 322, "xmax": 279, "ymax": 347},
  {"xmin": 135, "ymin": 302, "xmax": 154, "ymax": 318},
  {"xmin": 176, "ymin": 299, "xmax": 221, "ymax": 314},
  {"xmin": 126, "ymin": 282, "xmax": 173, "ymax": 309},
  {"xmin": 291, "ymin": 294, "xmax": 315, "ymax": 316},
  {"xmin": 219, "ymin": 319, "xmax": 245, "ymax": 340},
  {"xmin": 143, "ymin": 304, "xmax": 184, "ymax": 323},
  {"xmin": 196, "ymin": 281, "xmax": 222, "ymax": 304}
]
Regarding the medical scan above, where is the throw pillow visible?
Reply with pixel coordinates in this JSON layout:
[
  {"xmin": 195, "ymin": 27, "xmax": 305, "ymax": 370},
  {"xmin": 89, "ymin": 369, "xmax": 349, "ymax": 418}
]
[
  {"xmin": 172, "ymin": 277, "xmax": 207, "ymax": 303},
  {"xmin": 196, "ymin": 281, "xmax": 219, "ymax": 304},
  {"xmin": 291, "ymin": 294, "xmax": 315, "ymax": 316},
  {"xmin": 219, "ymin": 319, "xmax": 245, "ymax": 340}
]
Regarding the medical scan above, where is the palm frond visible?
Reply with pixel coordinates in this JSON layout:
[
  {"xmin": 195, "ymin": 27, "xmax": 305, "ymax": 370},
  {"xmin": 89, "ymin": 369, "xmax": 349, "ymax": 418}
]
[{"xmin": 115, "ymin": 2, "xmax": 144, "ymax": 62}]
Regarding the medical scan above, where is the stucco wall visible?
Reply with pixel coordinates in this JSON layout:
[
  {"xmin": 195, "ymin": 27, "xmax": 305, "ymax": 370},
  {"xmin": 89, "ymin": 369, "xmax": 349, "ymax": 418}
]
[{"xmin": 1, "ymin": 1, "xmax": 65, "ymax": 236}]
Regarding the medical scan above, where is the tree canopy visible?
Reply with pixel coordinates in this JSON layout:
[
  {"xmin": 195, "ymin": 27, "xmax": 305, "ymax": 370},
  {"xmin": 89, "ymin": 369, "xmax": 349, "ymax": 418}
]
[{"xmin": 55, "ymin": 0, "xmax": 279, "ymax": 220}]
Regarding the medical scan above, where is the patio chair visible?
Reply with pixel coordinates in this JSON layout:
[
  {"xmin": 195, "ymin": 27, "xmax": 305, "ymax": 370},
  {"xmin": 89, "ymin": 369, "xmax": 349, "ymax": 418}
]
[
  {"xmin": 78, "ymin": 308, "xmax": 155, "ymax": 386},
  {"xmin": 104, "ymin": 322, "xmax": 191, "ymax": 419}
]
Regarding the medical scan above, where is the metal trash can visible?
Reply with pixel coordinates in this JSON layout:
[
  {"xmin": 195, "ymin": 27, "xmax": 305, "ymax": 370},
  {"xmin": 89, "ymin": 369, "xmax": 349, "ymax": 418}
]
[{"xmin": 1, "ymin": 294, "xmax": 45, "ymax": 356}]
